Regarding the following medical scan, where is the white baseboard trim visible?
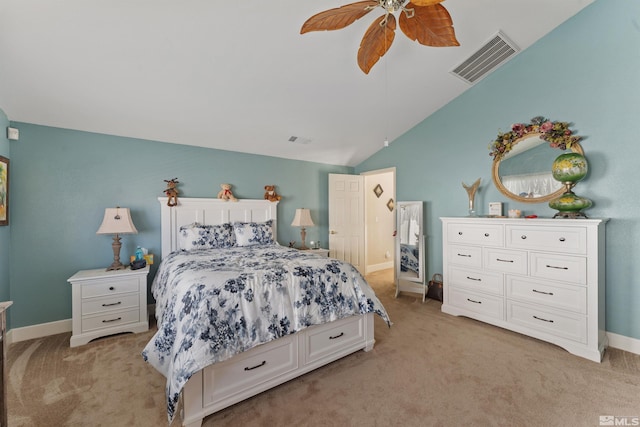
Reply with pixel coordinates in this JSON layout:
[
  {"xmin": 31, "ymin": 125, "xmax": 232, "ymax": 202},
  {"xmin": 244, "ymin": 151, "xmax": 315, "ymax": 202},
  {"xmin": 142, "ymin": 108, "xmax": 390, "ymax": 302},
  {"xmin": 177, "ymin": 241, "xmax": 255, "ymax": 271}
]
[
  {"xmin": 606, "ymin": 332, "xmax": 640, "ymax": 356},
  {"xmin": 6, "ymin": 316, "xmax": 640, "ymax": 358},
  {"xmin": 366, "ymin": 261, "xmax": 393, "ymax": 274},
  {"xmin": 7, "ymin": 318, "xmax": 72, "ymax": 346}
]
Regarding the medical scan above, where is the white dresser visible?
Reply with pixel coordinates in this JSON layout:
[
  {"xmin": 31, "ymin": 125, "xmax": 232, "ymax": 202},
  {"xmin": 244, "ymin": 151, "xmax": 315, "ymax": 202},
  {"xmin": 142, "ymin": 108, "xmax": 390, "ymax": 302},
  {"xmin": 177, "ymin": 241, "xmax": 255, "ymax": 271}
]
[
  {"xmin": 68, "ymin": 266, "xmax": 149, "ymax": 347},
  {"xmin": 440, "ymin": 217, "xmax": 607, "ymax": 362}
]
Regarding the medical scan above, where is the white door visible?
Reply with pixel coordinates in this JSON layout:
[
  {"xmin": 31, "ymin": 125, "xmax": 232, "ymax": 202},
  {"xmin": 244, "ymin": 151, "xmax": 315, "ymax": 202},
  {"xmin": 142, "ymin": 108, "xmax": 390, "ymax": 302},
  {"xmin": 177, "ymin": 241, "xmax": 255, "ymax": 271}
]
[{"xmin": 328, "ymin": 173, "xmax": 365, "ymax": 273}]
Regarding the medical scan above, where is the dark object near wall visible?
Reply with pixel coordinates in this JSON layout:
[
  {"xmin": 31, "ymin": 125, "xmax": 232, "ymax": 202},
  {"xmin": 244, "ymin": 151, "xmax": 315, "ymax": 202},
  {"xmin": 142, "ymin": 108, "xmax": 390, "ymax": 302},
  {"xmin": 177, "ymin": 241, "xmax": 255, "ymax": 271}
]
[{"xmin": 427, "ymin": 274, "xmax": 443, "ymax": 302}]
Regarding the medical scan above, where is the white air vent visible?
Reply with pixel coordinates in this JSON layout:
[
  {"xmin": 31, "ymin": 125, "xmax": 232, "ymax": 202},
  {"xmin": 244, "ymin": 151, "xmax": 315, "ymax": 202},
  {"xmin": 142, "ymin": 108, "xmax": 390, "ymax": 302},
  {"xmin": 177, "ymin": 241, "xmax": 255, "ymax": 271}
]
[{"xmin": 451, "ymin": 31, "xmax": 519, "ymax": 84}]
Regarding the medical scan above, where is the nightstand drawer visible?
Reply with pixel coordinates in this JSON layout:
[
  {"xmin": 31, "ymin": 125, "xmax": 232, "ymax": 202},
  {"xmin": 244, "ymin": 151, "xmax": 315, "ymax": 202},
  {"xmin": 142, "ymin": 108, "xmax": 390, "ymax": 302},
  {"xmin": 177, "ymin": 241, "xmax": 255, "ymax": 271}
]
[
  {"xmin": 81, "ymin": 278, "xmax": 140, "ymax": 298},
  {"xmin": 81, "ymin": 308, "xmax": 140, "ymax": 333},
  {"xmin": 82, "ymin": 293, "xmax": 140, "ymax": 316}
]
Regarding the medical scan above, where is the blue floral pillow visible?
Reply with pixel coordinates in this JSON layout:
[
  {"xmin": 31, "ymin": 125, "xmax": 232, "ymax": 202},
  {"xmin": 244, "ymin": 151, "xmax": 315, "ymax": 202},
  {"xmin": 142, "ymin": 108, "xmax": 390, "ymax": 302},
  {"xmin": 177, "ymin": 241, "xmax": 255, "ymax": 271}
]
[
  {"xmin": 178, "ymin": 223, "xmax": 235, "ymax": 250},
  {"xmin": 233, "ymin": 220, "xmax": 274, "ymax": 247}
]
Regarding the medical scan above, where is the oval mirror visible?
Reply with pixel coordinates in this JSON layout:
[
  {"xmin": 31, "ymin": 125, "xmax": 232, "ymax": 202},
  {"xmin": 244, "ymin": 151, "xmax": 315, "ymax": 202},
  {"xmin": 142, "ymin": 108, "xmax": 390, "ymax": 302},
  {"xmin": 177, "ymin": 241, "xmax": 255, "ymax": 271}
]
[{"xmin": 492, "ymin": 133, "xmax": 584, "ymax": 203}]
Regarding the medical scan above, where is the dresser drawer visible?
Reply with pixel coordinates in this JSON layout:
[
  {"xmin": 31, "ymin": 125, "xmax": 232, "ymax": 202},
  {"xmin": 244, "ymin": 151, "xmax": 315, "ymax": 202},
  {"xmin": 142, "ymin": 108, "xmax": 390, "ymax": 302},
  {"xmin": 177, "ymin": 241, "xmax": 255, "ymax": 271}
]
[
  {"xmin": 448, "ymin": 266, "xmax": 504, "ymax": 295},
  {"xmin": 484, "ymin": 248, "xmax": 527, "ymax": 274},
  {"xmin": 81, "ymin": 278, "xmax": 140, "ymax": 298},
  {"xmin": 506, "ymin": 275, "xmax": 586, "ymax": 314},
  {"xmin": 203, "ymin": 335, "xmax": 297, "ymax": 404},
  {"xmin": 303, "ymin": 315, "xmax": 365, "ymax": 364},
  {"xmin": 81, "ymin": 293, "xmax": 140, "ymax": 316},
  {"xmin": 530, "ymin": 252, "xmax": 586, "ymax": 285},
  {"xmin": 448, "ymin": 287, "xmax": 503, "ymax": 320},
  {"xmin": 448, "ymin": 245, "xmax": 482, "ymax": 268},
  {"xmin": 81, "ymin": 308, "xmax": 140, "ymax": 333},
  {"xmin": 506, "ymin": 225, "xmax": 587, "ymax": 255},
  {"xmin": 507, "ymin": 301, "xmax": 587, "ymax": 343},
  {"xmin": 447, "ymin": 223, "xmax": 503, "ymax": 247}
]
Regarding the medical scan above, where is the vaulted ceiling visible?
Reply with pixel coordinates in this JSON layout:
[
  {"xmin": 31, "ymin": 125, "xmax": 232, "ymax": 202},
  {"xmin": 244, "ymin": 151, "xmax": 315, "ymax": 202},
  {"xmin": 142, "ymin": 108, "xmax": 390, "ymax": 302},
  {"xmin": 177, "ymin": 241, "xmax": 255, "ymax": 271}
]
[{"xmin": 0, "ymin": 1, "xmax": 594, "ymax": 166}]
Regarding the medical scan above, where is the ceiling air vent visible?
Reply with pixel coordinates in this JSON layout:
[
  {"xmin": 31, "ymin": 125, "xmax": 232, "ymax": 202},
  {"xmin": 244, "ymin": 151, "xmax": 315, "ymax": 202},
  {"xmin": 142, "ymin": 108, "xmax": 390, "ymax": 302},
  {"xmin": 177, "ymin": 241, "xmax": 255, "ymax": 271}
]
[{"xmin": 450, "ymin": 31, "xmax": 519, "ymax": 84}]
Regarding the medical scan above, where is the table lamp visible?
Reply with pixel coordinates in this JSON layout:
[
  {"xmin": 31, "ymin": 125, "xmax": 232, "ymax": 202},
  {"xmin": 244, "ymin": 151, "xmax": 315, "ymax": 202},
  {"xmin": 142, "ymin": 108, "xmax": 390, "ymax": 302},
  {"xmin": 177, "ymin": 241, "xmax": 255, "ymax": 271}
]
[
  {"xmin": 291, "ymin": 208, "xmax": 314, "ymax": 250},
  {"xmin": 96, "ymin": 207, "xmax": 138, "ymax": 270}
]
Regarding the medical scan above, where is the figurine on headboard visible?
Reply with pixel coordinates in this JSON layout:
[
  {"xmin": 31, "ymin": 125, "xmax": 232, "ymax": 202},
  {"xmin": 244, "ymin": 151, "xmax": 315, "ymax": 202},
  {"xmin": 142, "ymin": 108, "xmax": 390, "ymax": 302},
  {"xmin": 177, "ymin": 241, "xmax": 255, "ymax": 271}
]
[
  {"xmin": 264, "ymin": 185, "xmax": 282, "ymax": 202},
  {"xmin": 164, "ymin": 178, "xmax": 179, "ymax": 207},
  {"xmin": 217, "ymin": 183, "xmax": 238, "ymax": 202}
]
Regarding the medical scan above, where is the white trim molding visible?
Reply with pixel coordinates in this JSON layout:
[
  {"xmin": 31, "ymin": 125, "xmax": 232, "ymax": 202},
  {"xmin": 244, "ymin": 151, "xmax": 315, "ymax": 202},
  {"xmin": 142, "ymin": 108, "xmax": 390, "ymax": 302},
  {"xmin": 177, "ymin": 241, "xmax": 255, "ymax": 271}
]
[
  {"xmin": 606, "ymin": 332, "xmax": 640, "ymax": 356},
  {"xmin": 7, "ymin": 318, "xmax": 72, "ymax": 346}
]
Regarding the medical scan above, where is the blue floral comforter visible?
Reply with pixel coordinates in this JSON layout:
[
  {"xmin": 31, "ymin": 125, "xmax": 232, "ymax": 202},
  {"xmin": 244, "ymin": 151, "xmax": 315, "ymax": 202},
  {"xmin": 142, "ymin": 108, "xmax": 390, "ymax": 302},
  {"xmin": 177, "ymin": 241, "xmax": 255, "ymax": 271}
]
[{"xmin": 142, "ymin": 245, "xmax": 391, "ymax": 421}]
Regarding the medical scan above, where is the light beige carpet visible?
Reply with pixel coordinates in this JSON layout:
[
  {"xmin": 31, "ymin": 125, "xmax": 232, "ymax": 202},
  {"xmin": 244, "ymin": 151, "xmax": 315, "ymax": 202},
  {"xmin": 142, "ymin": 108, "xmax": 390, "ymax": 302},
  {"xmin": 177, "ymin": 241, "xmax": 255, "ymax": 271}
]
[{"xmin": 7, "ymin": 269, "xmax": 640, "ymax": 426}]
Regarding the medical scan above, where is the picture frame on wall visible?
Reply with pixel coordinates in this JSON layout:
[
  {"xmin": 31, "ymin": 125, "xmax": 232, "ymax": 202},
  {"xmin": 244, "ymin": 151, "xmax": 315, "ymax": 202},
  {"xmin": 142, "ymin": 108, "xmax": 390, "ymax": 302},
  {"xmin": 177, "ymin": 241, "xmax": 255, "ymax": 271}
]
[{"xmin": 0, "ymin": 156, "xmax": 8, "ymax": 226}]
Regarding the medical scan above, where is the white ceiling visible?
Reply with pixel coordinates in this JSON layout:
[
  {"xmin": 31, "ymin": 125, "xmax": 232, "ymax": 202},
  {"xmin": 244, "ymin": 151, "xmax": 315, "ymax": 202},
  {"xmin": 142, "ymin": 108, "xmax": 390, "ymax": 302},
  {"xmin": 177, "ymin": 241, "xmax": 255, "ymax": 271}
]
[{"xmin": 0, "ymin": 0, "xmax": 594, "ymax": 166}]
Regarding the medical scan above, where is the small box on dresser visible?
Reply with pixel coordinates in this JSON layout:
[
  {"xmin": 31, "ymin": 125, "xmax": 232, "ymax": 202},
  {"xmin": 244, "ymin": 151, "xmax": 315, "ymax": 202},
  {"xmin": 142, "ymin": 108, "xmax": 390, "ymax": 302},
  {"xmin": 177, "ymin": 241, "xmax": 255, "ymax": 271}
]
[
  {"xmin": 440, "ymin": 217, "xmax": 608, "ymax": 362},
  {"xmin": 68, "ymin": 266, "xmax": 150, "ymax": 347}
]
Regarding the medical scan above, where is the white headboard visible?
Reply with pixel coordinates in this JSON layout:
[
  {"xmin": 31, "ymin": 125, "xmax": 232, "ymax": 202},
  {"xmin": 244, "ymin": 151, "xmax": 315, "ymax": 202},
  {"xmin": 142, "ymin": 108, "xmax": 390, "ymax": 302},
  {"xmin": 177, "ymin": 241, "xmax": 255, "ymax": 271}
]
[{"xmin": 158, "ymin": 197, "xmax": 279, "ymax": 257}]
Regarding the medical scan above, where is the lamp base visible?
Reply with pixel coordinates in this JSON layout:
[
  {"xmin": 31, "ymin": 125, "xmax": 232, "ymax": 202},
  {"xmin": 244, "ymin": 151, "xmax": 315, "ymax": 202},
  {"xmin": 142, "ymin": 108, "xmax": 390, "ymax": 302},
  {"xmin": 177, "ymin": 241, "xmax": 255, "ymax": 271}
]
[
  {"xmin": 298, "ymin": 227, "xmax": 309, "ymax": 250},
  {"xmin": 106, "ymin": 262, "xmax": 127, "ymax": 271},
  {"xmin": 105, "ymin": 234, "xmax": 127, "ymax": 271}
]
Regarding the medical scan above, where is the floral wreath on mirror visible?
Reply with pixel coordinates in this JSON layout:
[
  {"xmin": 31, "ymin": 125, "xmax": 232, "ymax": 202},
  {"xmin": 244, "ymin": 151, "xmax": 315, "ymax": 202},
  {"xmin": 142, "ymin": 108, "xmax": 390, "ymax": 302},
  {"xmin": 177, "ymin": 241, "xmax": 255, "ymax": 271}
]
[{"xmin": 489, "ymin": 116, "xmax": 582, "ymax": 161}]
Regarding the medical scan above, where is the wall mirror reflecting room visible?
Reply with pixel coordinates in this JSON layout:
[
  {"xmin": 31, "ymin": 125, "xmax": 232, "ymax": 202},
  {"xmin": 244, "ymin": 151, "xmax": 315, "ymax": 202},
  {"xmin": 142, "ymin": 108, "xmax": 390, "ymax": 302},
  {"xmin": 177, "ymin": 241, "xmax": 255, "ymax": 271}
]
[
  {"xmin": 395, "ymin": 201, "xmax": 426, "ymax": 301},
  {"xmin": 492, "ymin": 133, "xmax": 584, "ymax": 203}
]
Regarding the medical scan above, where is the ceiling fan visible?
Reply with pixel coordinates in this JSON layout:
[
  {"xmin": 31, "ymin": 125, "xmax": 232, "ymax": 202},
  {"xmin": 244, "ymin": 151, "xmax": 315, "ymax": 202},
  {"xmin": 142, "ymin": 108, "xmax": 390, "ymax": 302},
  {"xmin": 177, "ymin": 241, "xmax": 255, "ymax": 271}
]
[{"xmin": 301, "ymin": 0, "xmax": 459, "ymax": 74}]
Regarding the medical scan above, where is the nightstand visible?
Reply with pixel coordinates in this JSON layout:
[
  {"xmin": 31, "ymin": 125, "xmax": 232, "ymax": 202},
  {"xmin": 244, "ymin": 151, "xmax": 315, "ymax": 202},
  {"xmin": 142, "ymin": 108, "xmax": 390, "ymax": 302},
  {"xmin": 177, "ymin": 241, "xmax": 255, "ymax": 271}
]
[
  {"xmin": 68, "ymin": 266, "xmax": 150, "ymax": 347},
  {"xmin": 309, "ymin": 248, "xmax": 330, "ymax": 257}
]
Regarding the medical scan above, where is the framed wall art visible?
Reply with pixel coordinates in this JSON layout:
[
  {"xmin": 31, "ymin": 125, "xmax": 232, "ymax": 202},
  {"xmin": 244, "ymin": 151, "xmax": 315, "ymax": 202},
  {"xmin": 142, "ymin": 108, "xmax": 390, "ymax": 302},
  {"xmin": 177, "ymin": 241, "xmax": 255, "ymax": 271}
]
[
  {"xmin": 0, "ymin": 156, "xmax": 8, "ymax": 226},
  {"xmin": 373, "ymin": 184, "xmax": 383, "ymax": 198}
]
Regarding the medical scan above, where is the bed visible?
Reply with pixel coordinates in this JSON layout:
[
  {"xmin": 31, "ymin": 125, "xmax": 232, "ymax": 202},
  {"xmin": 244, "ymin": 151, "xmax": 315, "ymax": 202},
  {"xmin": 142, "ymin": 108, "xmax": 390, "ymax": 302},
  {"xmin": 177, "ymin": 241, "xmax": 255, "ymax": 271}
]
[{"xmin": 142, "ymin": 198, "xmax": 391, "ymax": 427}]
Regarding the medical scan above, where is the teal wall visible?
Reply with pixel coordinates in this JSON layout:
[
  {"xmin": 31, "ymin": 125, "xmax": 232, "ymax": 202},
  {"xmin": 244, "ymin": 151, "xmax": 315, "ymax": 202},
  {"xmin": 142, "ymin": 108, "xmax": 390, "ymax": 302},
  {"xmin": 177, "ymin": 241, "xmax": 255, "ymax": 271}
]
[
  {"xmin": 7, "ymin": 124, "xmax": 350, "ymax": 328},
  {"xmin": 0, "ymin": 109, "xmax": 9, "ymax": 302},
  {"xmin": 356, "ymin": 0, "xmax": 640, "ymax": 339}
]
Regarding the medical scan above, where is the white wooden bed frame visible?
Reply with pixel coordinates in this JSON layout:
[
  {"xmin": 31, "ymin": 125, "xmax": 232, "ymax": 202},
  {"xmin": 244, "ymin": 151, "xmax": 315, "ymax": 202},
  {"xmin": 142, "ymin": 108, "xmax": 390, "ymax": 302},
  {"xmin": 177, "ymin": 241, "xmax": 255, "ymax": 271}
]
[{"xmin": 157, "ymin": 198, "xmax": 375, "ymax": 427}]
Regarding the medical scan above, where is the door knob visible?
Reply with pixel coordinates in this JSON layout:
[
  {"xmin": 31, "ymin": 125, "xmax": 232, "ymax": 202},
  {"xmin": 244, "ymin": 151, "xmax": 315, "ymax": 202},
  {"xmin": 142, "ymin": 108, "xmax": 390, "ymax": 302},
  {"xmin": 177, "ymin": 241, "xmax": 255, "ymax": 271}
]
[{"xmin": 330, "ymin": 230, "xmax": 337, "ymax": 234}]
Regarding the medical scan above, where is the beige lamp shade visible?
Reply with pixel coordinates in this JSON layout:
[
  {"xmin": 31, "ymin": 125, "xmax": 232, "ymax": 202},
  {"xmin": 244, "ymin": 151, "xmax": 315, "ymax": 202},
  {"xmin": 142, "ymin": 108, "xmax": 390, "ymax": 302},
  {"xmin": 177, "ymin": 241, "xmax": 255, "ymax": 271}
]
[
  {"xmin": 291, "ymin": 208, "xmax": 314, "ymax": 227},
  {"xmin": 291, "ymin": 208, "xmax": 314, "ymax": 250},
  {"xmin": 96, "ymin": 207, "xmax": 138, "ymax": 235},
  {"xmin": 96, "ymin": 207, "xmax": 138, "ymax": 270}
]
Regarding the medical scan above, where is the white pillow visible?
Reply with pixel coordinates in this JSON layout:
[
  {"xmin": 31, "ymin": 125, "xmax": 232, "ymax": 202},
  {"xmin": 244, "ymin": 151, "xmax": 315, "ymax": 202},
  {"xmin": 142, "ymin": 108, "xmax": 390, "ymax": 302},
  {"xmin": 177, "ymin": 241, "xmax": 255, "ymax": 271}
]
[
  {"xmin": 178, "ymin": 222, "xmax": 235, "ymax": 250},
  {"xmin": 233, "ymin": 220, "xmax": 275, "ymax": 247}
]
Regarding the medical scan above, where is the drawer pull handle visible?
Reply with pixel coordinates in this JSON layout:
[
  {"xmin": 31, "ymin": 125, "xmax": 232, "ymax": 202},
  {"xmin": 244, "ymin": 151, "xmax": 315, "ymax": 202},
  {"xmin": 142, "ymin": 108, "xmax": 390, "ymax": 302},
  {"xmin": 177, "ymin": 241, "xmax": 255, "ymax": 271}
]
[
  {"xmin": 109, "ymin": 286, "xmax": 115, "ymax": 291},
  {"xmin": 520, "ymin": 235, "xmax": 527, "ymax": 240},
  {"xmin": 496, "ymin": 258, "xmax": 514, "ymax": 263},
  {"xmin": 329, "ymin": 332, "xmax": 345, "ymax": 340},
  {"xmin": 458, "ymin": 231, "xmax": 463, "ymax": 235},
  {"xmin": 102, "ymin": 301, "xmax": 122, "ymax": 307},
  {"xmin": 533, "ymin": 315, "xmax": 554, "ymax": 323},
  {"xmin": 546, "ymin": 264, "xmax": 568, "ymax": 270},
  {"xmin": 102, "ymin": 317, "xmax": 121, "ymax": 323},
  {"xmin": 457, "ymin": 253, "xmax": 471, "ymax": 257},
  {"xmin": 559, "ymin": 237, "xmax": 566, "ymax": 242},
  {"xmin": 244, "ymin": 360, "xmax": 267, "ymax": 371},
  {"xmin": 484, "ymin": 233, "xmax": 490, "ymax": 237},
  {"xmin": 532, "ymin": 289, "xmax": 554, "ymax": 296},
  {"xmin": 466, "ymin": 276, "xmax": 481, "ymax": 281},
  {"xmin": 467, "ymin": 298, "xmax": 482, "ymax": 304}
]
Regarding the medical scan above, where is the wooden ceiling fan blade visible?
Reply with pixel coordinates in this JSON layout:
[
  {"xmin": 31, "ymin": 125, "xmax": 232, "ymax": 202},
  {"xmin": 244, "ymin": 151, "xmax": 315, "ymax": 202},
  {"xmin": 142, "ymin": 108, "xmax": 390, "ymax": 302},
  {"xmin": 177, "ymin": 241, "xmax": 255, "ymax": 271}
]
[
  {"xmin": 357, "ymin": 14, "xmax": 396, "ymax": 74},
  {"xmin": 399, "ymin": 3, "xmax": 459, "ymax": 47},
  {"xmin": 301, "ymin": 1, "xmax": 379, "ymax": 34},
  {"xmin": 410, "ymin": 0, "xmax": 445, "ymax": 6}
]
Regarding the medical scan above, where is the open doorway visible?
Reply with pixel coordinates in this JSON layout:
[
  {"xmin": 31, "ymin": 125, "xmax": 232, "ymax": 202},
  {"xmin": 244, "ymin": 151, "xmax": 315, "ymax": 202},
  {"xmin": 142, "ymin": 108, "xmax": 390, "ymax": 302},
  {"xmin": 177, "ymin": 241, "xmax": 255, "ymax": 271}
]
[{"xmin": 361, "ymin": 168, "xmax": 396, "ymax": 274}]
